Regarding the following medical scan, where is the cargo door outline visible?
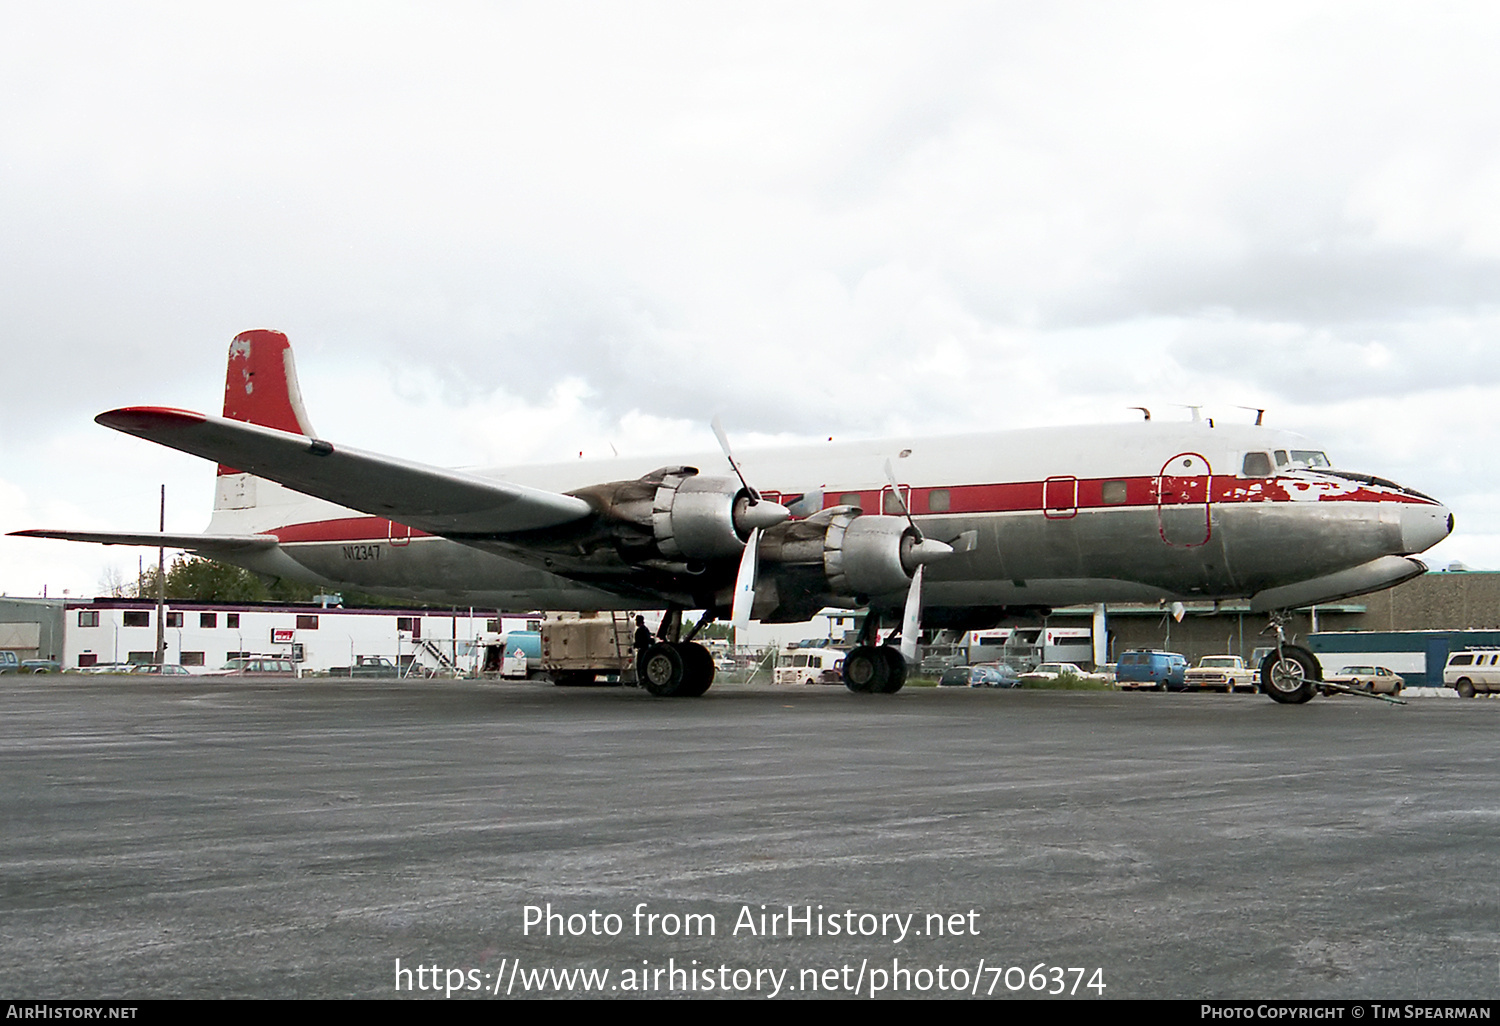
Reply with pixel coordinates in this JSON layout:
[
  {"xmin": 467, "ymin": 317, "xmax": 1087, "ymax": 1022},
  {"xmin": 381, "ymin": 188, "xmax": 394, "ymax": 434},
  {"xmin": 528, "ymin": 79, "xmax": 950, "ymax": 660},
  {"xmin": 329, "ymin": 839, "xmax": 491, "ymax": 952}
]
[
  {"xmin": 1043, "ymin": 476, "xmax": 1078, "ymax": 519},
  {"xmin": 1156, "ymin": 453, "xmax": 1211, "ymax": 546}
]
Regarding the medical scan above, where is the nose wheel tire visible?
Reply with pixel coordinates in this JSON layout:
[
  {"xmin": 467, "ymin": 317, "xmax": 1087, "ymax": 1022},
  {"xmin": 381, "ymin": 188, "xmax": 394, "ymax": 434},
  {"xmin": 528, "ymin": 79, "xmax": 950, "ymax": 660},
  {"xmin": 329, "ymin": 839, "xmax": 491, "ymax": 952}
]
[{"xmin": 1261, "ymin": 645, "xmax": 1320, "ymax": 704}]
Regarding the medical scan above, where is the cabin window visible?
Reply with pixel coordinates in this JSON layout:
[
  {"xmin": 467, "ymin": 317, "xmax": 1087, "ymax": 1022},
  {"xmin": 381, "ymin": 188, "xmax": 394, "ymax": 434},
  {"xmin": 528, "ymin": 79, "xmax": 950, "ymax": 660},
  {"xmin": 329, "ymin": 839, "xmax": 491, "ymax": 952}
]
[
  {"xmin": 200, "ymin": 613, "xmax": 217, "ymax": 628},
  {"xmin": 840, "ymin": 493, "xmax": 861, "ymax": 507},
  {"xmin": 1242, "ymin": 452, "xmax": 1273, "ymax": 477},
  {"xmin": 928, "ymin": 489, "xmax": 950, "ymax": 513},
  {"xmin": 883, "ymin": 489, "xmax": 909, "ymax": 515},
  {"xmin": 1101, "ymin": 480, "xmax": 1128, "ymax": 504}
]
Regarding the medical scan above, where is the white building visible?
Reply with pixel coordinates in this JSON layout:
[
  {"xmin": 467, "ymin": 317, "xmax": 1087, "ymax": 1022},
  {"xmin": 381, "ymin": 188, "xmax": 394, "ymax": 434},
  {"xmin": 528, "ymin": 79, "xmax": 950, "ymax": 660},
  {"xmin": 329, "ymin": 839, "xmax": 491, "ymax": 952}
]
[{"xmin": 64, "ymin": 598, "xmax": 539, "ymax": 675}]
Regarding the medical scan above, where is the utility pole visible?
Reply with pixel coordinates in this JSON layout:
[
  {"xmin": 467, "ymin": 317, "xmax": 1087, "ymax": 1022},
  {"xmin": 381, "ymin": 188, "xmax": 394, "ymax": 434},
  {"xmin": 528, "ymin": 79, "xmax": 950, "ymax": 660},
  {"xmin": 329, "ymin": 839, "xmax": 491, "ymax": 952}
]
[{"xmin": 155, "ymin": 485, "xmax": 166, "ymax": 665}]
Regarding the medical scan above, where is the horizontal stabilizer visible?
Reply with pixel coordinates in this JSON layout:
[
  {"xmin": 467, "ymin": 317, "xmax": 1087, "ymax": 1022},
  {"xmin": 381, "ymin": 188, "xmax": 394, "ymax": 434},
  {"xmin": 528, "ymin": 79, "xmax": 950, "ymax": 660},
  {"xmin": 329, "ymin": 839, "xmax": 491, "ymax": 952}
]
[
  {"xmin": 9, "ymin": 529, "xmax": 279, "ymax": 552},
  {"xmin": 95, "ymin": 407, "xmax": 594, "ymax": 535}
]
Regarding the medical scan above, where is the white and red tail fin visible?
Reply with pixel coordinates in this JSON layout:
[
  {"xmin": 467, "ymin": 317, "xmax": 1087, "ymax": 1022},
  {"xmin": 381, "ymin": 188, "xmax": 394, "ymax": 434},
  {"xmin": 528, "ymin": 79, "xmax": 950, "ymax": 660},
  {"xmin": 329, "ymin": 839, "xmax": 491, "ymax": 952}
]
[{"xmin": 218, "ymin": 329, "xmax": 316, "ymax": 479}]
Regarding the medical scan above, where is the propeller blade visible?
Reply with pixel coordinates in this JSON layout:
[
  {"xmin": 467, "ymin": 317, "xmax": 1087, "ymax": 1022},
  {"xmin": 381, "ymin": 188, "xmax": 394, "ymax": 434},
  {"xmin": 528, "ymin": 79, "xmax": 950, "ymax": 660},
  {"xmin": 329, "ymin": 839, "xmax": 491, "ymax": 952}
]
[
  {"xmin": 730, "ymin": 527, "xmax": 761, "ymax": 630},
  {"xmin": 883, "ymin": 458, "xmax": 923, "ymax": 542},
  {"xmin": 899, "ymin": 564, "xmax": 924, "ymax": 664},
  {"xmin": 712, "ymin": 415, "xmax": 759, "ymax": 502}
]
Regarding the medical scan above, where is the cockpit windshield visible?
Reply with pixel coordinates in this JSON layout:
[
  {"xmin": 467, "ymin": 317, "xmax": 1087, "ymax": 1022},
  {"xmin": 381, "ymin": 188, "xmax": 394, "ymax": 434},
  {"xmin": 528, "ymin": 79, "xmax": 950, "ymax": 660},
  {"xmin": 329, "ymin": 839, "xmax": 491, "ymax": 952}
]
[
  {"xmin": 1288, "ymin": 450, "xmax": 1331, "ymax": 469},
  {"xmin": 1243, "ymin": 449, "xmax": 1334, "ymax": 476}
]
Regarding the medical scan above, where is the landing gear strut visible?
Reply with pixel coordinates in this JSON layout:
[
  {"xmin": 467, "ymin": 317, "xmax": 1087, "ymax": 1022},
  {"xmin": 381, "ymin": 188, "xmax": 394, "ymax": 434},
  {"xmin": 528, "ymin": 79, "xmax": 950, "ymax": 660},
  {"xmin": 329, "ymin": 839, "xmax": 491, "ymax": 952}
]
[
  {"xmin": 640, "ymin": 608, "xmax": 716, "ymax": 698},
  {"xmin": 1259, "ymin": 611, "xmax": 1320, "ymax": 705},
  {"xmin": 842, "ymin": 611, "xmax": 908, "ymax": 694}
]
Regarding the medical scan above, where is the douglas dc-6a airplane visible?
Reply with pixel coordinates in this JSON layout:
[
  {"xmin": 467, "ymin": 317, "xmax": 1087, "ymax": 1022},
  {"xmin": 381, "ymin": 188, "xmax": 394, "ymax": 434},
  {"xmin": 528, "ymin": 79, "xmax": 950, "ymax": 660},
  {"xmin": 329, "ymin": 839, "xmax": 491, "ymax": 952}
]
[{"xmin": 15, "ymin": 330, "xmax": 1452, "ymax": 703}]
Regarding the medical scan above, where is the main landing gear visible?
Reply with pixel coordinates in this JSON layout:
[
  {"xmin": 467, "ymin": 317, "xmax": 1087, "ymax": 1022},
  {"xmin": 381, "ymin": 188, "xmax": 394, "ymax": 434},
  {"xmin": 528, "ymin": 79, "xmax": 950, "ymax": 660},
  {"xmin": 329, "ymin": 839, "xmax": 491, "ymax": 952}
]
[
  {"xmin": 1259, "ymin": 611, "xmax": 1321, "ymax": 705},
  {"xmin": 639, "ymin": 609, "xmax": 716, "ymax": 698},
  {"xmin": 842, "ymin": 612, "xmax": 908, "ymax": 694}
]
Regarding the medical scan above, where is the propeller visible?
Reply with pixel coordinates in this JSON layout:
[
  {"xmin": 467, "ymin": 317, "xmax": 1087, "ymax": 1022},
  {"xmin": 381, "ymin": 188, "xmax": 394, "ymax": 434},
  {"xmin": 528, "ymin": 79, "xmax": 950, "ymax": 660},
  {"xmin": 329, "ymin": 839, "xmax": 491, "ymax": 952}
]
[
  {"xmin": 883, "ymin": 458, "xmax": 952, "ymax": 665},
  {"xmin": 713, "ymin": 417, "xmax": 789, "ymax": 631}
]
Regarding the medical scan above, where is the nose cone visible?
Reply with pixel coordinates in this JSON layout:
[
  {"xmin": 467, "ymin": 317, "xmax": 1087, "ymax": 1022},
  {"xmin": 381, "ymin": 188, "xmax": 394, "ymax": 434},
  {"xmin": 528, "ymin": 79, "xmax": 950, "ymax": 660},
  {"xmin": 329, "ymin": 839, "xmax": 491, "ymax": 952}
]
[
  {"xmin": 734, "ymin": 497, "xmax": 791, "ymax": 532},
  {"xmin": 1401, "ymin": 503, "xmax": 1454, "ymax": 554}
]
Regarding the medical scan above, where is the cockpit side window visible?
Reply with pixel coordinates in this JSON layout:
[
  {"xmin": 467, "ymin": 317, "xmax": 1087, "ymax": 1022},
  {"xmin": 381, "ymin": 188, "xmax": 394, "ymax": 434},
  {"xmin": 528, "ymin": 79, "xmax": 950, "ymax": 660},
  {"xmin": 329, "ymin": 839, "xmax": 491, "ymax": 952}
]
[
  {"xmin": 1242, "ymin": 452, "xmax": 1273, "ymax": 477},
  {"xmin": 1273, "ymin": 450, "xmax": 1289, "ymax": 468}
]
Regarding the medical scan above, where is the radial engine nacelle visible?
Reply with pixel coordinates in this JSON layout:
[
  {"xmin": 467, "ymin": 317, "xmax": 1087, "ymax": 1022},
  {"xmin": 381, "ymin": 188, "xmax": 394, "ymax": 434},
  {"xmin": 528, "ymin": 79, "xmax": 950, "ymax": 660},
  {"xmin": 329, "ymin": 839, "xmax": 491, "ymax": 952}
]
[
  {"xmin": 651, "ymin": 470, "xmax": 790, "ymax": 560},
  {"xmin": 759, "ymin": 506, "xmax": 952, "ymax": 602},
  {"xmin": 575, "ymin": 466, "xmax": 791, "ymax": 564}
]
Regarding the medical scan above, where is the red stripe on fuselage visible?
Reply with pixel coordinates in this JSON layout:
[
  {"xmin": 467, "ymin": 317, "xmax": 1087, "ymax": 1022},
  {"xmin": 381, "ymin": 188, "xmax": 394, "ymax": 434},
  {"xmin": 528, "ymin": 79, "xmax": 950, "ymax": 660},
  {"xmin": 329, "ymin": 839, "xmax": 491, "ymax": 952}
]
[
  {"xmin": 260, "ymin": 473, "xmax": 1434, "ymax": 545},
  {"xmin": 272, "ymin": 517, "xmax": 432, "ymax": 543},
  {"xmin": 825, "ymin": 474, "xmax": 1432, "ymax": 517}
]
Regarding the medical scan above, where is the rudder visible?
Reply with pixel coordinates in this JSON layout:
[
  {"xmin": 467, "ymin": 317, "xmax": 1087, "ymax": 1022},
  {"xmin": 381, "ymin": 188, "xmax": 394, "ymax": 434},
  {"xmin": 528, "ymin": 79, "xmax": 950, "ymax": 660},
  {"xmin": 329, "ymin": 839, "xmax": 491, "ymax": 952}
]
[
  {"xmin": 216, "ymin": 329, "xmax": 317, "ymax": 495},
  {"xmin": 223, "ymin": 329, "xmax": 317, "ymax": 437}
]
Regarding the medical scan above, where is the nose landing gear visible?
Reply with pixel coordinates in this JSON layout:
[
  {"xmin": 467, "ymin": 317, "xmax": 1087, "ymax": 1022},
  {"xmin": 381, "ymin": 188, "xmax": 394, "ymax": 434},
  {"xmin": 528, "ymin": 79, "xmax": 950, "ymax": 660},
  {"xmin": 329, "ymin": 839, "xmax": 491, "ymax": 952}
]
[{"xmin": 1260, "ymin": 611, "xmax": 1321, "ymax": 705}]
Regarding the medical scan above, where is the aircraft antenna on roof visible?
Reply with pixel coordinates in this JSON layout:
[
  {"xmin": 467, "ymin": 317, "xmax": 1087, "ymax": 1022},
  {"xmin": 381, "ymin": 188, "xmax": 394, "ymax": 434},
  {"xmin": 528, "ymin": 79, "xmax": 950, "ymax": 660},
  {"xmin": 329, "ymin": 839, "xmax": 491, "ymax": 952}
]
[
  {"xmin": 1171, "ymin": 404, "xmax": 1203, "ymax": 422},
  {"xmin": 1235, "ymin": 406, "xmax": 1267, "ymax": 426},
  {"xmin": 1129, "ymin": 406, "xmax": 1151, "ymax": 421}
]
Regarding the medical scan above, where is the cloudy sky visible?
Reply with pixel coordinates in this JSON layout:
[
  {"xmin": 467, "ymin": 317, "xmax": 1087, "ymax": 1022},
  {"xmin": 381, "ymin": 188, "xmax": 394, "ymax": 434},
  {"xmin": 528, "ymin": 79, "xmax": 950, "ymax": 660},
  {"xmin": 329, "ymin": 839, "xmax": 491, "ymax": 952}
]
[{"xmin": 4, "ymin": 1, "xmax": 1499, "ymax": 599}]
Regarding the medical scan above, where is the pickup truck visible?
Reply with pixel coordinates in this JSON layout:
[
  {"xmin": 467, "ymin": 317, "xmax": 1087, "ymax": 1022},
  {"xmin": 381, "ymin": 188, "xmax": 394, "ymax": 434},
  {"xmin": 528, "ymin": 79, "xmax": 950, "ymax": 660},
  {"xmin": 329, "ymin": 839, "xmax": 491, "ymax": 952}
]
[
  {"xmin": 0, "ymin": 651, "xmax": 61, "ymax": 674},
  {"xmin": 327, "ymin": 656, "xmax": 400, "ymax": 678},
  {"xmin": 1183, "ymin": 655, "xmax": 1258, "ymax": 693}
]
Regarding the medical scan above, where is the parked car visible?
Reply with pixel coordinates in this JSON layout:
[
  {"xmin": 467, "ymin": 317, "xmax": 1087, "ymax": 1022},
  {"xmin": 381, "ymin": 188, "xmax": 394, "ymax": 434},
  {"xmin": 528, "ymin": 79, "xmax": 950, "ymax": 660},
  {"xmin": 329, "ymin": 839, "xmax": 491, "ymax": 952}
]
[
  {"xmin": 128, "ymin": 663, "xmax": 198, "ymax": 676},
  {"xmin": 938, "ymin": 664, "xmax": 1020, "ymax": 688},
  {"xmin": 1017, "ymin": 662, "xmax": 1109, "ymax": 686},
  {"xmin": 1443, "ymin": 649, "xmax": 1500, "ymax": 697},
  {"xmin": 1115, "ymin": 650, "xmax": 1189, "ymax": 691},
  {"xmin": 202, "ymin": 657, "xmax": 300, "ymax": 677},
  {"xmin": 1321, "ymin": 665, "xmax": 1404, "ymax": 696},
  {"xmin": 970, "ymin": 662, "xmax": 1022, "ymax": 687}
]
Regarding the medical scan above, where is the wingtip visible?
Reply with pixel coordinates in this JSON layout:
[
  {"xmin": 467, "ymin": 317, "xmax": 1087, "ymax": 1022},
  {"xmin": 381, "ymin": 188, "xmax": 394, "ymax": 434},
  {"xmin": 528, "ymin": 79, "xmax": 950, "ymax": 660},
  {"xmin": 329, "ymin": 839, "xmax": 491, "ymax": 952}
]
[{"xmin": 96, "ymin": 406, "xmax": 208, "ymax": 433}]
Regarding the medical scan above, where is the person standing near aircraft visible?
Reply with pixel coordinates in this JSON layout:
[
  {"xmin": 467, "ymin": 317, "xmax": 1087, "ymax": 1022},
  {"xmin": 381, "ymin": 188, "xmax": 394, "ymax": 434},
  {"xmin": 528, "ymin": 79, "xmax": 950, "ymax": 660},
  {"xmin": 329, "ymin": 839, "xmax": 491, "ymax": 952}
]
[{"xmin": 634, "ymin": 616, "xmax": 653, "ymax": 676}]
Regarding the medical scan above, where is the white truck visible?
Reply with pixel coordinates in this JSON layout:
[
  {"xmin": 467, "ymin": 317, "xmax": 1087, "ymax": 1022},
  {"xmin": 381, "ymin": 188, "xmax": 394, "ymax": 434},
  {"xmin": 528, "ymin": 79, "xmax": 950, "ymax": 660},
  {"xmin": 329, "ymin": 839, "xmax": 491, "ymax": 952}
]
[
  {"xmin": 774, "ymin": 647, "xmax": 845, "ymax": 685},
  {"xmin": 1183, "ymin": 655, "xmax": 1258, "ymax": 693}
]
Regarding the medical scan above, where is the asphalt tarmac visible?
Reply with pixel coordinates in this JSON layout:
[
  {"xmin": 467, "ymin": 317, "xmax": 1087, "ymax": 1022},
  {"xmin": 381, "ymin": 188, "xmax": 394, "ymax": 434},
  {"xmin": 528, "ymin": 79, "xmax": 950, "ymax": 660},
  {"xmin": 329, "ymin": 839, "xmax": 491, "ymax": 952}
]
[{"xmin": 2, "ymin": 676, "xmax": 1497, "ymax": 1001}]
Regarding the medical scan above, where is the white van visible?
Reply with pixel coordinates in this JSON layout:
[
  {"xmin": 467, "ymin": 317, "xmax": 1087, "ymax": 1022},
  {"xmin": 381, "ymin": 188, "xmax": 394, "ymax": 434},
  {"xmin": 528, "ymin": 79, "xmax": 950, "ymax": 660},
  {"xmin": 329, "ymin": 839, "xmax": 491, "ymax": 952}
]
[
  {"xmin": 774, "ymin": 648, "xmax": 845, "ymax": 685},
  {"xmin": 1443, "ymin": 649, "xmax": 1500, "ymax": 697}
]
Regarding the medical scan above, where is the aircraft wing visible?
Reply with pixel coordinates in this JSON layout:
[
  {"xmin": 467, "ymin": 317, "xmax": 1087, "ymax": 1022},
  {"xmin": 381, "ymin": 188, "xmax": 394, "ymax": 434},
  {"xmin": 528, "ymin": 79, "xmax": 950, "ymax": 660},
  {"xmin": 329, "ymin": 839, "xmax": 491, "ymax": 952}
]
[
  {"xmin": 93, "ymin": 407, "xmax": 595, "ymax": 535},
  {"xmin": 9, "ymin": 529, "xmax": 279, "ymax": 552}
]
